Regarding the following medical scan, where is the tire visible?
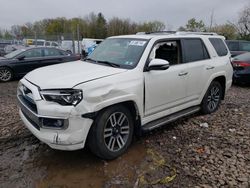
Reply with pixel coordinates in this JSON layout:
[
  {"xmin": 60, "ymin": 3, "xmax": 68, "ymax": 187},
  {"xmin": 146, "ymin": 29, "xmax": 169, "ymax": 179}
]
[
  {"xmin": 88, "ymin": 105, "xmax": 134, "ymax": 160},
  {"xmin": 0, "ymin": 67, "xmax": 13, "ymax": 82},
  {"xmin": 201, "ymin": 81, "xmax": 222, "ymax": 114}
]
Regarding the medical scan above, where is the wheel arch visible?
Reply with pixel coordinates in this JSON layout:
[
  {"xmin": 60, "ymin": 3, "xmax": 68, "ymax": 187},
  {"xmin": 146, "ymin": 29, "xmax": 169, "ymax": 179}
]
[
  {"xmin": 201, "ymin": 73, "xmax": 227, "ymax": 102},
  {"xmin": 212, "ymin": 76, "xmax": 226, "ymax": 100},
  {"xmin": 83, "ymin": 100, "xmax": 142, "ymax": 136}
]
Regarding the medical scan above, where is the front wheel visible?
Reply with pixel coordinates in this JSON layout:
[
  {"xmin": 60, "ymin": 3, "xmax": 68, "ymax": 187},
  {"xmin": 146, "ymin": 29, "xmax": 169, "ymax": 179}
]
[
  {"xmin": 201, "ymin": 81, "xmax": 222, "ymax": 114},
  {"xmin": 88, "ymin": 105, "xmax": 134, "ymax": 160},
  {"xmin": 0, "ymin": 67, "xmax": 13, "ymax": 82}
]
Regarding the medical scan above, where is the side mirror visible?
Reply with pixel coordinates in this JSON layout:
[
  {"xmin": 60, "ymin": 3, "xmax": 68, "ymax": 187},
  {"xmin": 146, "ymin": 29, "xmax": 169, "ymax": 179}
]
[
  {"xmin": 147, "ymin": 58, "xmax": 170, "ymax": 71},
  {"xmin": 17, "ymin": 55, "xmax": 25, "ymax": 61}
]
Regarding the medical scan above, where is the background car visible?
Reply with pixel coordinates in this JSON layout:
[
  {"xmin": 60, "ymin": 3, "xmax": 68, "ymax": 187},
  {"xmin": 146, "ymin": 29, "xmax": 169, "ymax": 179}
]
[
  {"xmin": 0, "ymin": 47, "xmax": 80, "ymax": 82},
  {"xmin": 60, "ymin": 40, "xmax": 81, "ymax": 54},
  {"xmin": 226, "ymin": 40, "xmax": 250, "ymax": 57},
  {"xmin": 45, "ymin": 41, "xmax": 59, "ymax": 47},
  {"xmin": 0, "ymin": 41, "xmax": 12, "ymax": 56},
  {"xmin": 232, "ymin": 52, "xmax": 250, "ymax": 84}
]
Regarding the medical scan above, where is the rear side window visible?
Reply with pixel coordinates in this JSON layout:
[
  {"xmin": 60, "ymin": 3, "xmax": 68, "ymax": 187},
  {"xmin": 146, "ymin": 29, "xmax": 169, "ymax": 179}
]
[
  {"xmin": 209, "ymin": 38, "xmax": 228, "ymax": 56},
  {"xmin": 44, "ymin": 48, "xmax": 62, "ymax": 56},
  {"xmin": 182, "ymin": 38, "xmax": 210, "ymax": 63},
  {"xmin": 239, "ymin": 42, "xmax": 250, "ymax": 52}
]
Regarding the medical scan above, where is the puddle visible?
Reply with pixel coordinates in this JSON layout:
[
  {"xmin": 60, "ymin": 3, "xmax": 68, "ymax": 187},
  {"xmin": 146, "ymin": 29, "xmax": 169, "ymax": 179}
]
[{"xmin": 36, "ymin": 141, "xmax": 146, "ymax": 188}]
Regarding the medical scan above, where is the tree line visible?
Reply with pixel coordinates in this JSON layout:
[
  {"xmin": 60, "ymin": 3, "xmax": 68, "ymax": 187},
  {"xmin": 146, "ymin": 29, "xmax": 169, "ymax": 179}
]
[
  {"xmin": 0, "ymin": 4, "xmax": 250, "ymax": 41},
  {"xmin": 0, "ymin": 12, "xmax": 165, "ymax": 40}
]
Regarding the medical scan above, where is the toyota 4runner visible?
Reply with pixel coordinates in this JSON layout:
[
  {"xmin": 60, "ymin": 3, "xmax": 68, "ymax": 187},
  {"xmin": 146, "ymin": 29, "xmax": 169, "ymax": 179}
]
[{"xmin": 17, "ymin": 31, "xmax": 233, "ymax": 159}]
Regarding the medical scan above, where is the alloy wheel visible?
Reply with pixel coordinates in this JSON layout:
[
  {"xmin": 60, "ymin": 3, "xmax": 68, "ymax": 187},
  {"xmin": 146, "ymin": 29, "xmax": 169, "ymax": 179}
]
[
  {"xmin": 104, "ymin": 112, "xmax": 130, "ymax": 152},
  {"xmin": 207, "ymin": 86, "xmax": 220, "ymax": 111},
  {"xmin": 0, "ymin": 68, "xmax": 12, "ymax": 81}
]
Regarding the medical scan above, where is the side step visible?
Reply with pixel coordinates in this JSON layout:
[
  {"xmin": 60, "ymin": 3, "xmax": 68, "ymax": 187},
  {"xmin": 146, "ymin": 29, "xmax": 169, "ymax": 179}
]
[{"xmin": 142, "ymin": 106, "xmax": 200, "ymax": 132}]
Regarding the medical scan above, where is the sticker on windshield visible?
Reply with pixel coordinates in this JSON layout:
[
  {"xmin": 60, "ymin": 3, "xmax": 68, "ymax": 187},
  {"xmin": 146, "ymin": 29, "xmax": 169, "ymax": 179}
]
[{"xmin": 129, "ymin": 41, "xmax": 146, "ymax": 46}]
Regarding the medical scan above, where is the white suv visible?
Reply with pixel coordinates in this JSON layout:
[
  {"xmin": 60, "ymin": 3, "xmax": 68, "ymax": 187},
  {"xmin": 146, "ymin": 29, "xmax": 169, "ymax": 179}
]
[{"xmin": 17, "ymin": 32, "xmax": 233, "ymax": 159}]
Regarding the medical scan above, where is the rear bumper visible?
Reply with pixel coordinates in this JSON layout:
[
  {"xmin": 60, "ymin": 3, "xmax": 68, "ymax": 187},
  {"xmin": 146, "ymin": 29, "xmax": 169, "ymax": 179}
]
[{"xmin": 233, "ymin": 72, "xmax": 250, "ymax": 84}]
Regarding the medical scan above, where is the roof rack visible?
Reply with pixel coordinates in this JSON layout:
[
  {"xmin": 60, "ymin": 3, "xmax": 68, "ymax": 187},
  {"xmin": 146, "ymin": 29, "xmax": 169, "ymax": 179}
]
[
  {"xmin": 176, "ymin": 31, "xmax": 218, "ymax": 36},
  {"xmin": 136, "ymin": 31, "xmax": 176, "ymax": 35},
  {"xmin": 136, "ymin": 31, "xmax": 218, "ymax": 36}
]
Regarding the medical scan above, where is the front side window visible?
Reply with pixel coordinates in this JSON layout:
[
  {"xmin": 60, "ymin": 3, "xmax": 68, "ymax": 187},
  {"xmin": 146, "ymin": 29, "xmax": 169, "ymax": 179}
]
[
  {"xmin": 22, "ymin": 49, "xmax": 42, "ymax": 58},
  {"xmin": 87, "ymin": 38, "xmax": 148, "ymax": 69},
  {"xmin": 182, "ymin": 38, "xmax": 210, "ymax": 62},
  {"xmin": 149, "ymin": 40, "xmax": 182, "ymax": 65},
  {"xmin": 209, "ymin": 38, "xmax": 228, "ymax": 56}
]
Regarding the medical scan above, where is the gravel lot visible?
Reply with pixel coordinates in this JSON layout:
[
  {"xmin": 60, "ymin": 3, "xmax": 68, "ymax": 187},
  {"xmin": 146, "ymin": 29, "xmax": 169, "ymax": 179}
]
[{"xmin": 0, "ymin": 81, "xmax": 249, "ymax": 188}]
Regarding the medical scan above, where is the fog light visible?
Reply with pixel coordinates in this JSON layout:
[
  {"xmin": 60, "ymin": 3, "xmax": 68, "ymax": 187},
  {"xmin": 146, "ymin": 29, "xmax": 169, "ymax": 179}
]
[{"xmin": 41, "ymin": 118, "xmax": 68, "ymax": 129}]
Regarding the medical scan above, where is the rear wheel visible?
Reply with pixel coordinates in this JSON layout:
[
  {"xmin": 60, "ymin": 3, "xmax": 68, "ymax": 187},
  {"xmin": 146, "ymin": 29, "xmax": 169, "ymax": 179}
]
[
  {"xmin": 88, "ymin": 105, "xmax": 134, "ymax": 160},
  {"xmin": 0, "ymin": 67, "xmax": 13, "ymax": 82},
  {"xmin": 201, "ymin": 81, "xmax": 222, "ymax": 114}
]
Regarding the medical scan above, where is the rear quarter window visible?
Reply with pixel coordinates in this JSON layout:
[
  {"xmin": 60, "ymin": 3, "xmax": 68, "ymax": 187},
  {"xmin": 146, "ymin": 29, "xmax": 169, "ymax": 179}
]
[
  {"xmin": 209, "ymin": 38, "xmax": 228, "ymax": 56},
  {"xmin": 182, "ymin": 38, "xmax": 210, "ymax": 63}
]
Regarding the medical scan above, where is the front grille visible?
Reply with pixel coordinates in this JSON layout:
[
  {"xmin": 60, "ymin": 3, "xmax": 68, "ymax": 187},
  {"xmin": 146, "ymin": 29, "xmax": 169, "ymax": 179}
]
[
  {"xmin": 18, "ymin": 84, "xmax": 37, "ymax": 113},
  {"xmin": 17, "ymin": 83, "xmax": 40, "ymax": 130},
  {"xmin": 19, "ymin": 94, "xmax": 37, "ymax": 113},
  {"xmin": 22, "ymin": 109, "xmax": 40, "ymax": 130}
]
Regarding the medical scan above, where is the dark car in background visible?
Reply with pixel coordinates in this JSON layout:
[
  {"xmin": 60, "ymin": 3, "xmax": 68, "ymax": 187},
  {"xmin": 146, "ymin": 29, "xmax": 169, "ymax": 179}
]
[
  {"xmin": 226, "ymin": 40, "xmax": 250, "ymax": 57},
  {"xmin": 0, "ymin": 47, "xmax": 80, "ymax": 82},
  {"xmin": 232, "ymin": 52, "xmax": 250, "ymax": 84}
]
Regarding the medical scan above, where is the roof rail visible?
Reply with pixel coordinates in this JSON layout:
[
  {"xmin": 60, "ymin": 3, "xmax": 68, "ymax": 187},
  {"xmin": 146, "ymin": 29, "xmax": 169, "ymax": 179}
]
[
  {"xmin": 136, "ymin": 31, "xmax": 218, "ymax": 36},
  {"xmin": 136, "ymin": 31, "xmax": 176, "ymax": 35},
  {"xmin": 176, "ymin": 31, "xmax": 218, "ymax": 36}
]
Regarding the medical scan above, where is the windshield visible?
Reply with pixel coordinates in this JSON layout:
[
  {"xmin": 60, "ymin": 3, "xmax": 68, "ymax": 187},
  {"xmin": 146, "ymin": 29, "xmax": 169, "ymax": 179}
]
[
  {"xmin": 87, "ymin": 38, "xmax": 148, "ymax": 69},
  {"xmin": 4, "ymin": 49, "xmax": 26, "ymax": 58}
]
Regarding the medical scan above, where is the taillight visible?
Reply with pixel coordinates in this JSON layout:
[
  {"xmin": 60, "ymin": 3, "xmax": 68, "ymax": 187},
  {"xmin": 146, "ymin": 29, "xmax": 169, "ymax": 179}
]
[{"xmin": 232, "ymin": 61, "xmax": 250, "ymax": 67}]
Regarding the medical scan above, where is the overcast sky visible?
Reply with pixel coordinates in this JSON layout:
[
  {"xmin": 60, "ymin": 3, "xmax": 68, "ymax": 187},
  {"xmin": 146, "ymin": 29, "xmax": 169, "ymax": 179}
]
[{"xmin": 0, "ymin": 0, "xmax": 248, "ymax": 30}]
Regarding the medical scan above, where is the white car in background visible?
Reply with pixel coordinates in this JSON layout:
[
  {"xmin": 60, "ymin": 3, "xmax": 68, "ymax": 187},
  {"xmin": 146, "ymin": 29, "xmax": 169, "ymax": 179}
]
[{"xmin": 60, "ymin": 40, "xmax": 81, "ymax": 54}]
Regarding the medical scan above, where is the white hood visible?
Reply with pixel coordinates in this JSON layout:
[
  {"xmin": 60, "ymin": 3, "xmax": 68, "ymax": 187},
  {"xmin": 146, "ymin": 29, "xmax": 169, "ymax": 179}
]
[{"xmin": 25, "ymin": 61, "xmax": 127, "ymax": 89}]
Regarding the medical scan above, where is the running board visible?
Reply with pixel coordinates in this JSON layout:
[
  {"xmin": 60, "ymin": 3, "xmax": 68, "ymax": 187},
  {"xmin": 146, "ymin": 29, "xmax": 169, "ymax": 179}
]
[{"xmin": 142, "ymin": 106, "xmax": 200, "ymax": 132}]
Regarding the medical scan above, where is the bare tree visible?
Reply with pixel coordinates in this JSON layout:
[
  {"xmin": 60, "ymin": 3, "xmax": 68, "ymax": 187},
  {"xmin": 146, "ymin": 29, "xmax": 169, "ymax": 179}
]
[{"xmin": 238, "ymin": 5, "xmax": 250, "ymax": 38}]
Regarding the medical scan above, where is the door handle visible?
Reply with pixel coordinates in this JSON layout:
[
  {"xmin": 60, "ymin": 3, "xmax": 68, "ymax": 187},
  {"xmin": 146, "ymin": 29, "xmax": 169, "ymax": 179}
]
[
  {"xmin": 178, "ymin": 71, "xmax": 188, "ymax": 76},
  {"xmin": 206, "ymin": 66, "xmax": 215, "ymax": 70}
]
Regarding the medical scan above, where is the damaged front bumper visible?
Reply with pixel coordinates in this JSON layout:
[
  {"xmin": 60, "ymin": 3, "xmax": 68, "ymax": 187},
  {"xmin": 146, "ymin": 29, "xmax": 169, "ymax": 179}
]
[
  {"xmin": 19, "ymin": 108, "xmax": 93, "ymax": 150},
  {"xmin": 17, "ymin": 79, "xmax": 93, "ymax": 151}
]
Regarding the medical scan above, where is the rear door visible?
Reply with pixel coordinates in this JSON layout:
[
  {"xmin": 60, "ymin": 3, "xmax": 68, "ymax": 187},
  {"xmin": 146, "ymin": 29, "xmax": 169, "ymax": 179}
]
[{"xmin": 181, "ymin": 38, "xmax": 212, "ymax": 102}]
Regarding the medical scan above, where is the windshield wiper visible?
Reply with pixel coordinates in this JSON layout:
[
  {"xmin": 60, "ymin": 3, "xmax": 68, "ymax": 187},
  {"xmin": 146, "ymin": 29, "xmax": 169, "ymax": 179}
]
[
  {"xmin": 84, "ymin": 58, "xmax": 120, "ymax": 68},
  {"xmin": 96, "ymin": 60, "xmax": 120, "ymax": 68}
]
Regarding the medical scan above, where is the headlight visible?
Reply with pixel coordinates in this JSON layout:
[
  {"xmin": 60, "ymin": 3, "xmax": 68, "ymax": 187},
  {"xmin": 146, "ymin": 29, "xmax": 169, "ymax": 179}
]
[{"xmin": 40, "ymin": 89, "xmax": 83, "ymax": 106}]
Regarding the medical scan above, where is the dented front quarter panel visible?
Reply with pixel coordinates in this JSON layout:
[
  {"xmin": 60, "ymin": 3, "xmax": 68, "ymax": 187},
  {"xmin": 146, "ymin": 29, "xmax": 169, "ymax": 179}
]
[{"xmin": 74, "ymin": 68, "xmax": 144, "ymax": 118}]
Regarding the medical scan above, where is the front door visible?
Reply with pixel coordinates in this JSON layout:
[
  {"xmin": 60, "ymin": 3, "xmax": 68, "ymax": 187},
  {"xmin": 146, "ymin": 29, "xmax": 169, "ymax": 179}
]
[{"xmin": 144, "ymin": 40, "xmax": 188, "ymax": 116}]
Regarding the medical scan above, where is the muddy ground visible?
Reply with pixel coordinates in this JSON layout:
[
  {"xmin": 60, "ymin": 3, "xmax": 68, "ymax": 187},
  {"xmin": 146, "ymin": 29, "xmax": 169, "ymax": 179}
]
[{"xmin": 0, "ymin": 81, "xmax": 250, "ymax": 188}]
